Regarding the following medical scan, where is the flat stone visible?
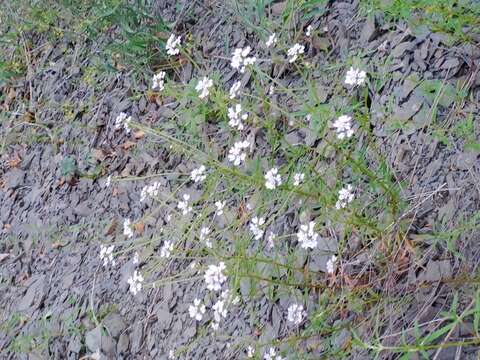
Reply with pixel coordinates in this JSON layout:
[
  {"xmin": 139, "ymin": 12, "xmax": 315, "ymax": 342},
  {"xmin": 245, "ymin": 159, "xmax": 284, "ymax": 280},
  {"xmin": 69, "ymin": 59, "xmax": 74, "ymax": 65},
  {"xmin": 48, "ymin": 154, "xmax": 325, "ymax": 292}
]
[
  {"xmin": 392, "ymin": 42, "xmax": 414, "ymax": 58},
  {"xmin": 103, "ymin": 312, "xmax": 127, "ymax": 338},
  {"xmin": 85, "ymin": 326, "xmax": 102, "ymax": 353}
]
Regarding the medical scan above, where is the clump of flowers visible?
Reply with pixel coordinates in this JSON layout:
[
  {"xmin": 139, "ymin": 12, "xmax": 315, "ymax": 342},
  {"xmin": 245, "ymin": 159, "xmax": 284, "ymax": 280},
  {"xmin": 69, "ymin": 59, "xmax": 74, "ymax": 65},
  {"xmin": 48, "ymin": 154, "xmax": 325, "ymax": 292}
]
[
  {"xmin": 265, "ymin": 33, "xmax": 277, "ymax": 48},
  {"xmin": 287, "ymin": 303, "xmax": 306, "ymax": 325},
  {"xmin": 191, "ymin": 165, "xmax": 207, "ymax": 183},
  {"xmin": 227, "ymin": 140, "xmax": 250, "ymax": 166},
  {"xmin": 199, "ymin": 226, "xmax": 212, "ymax": 248},
  {"xmin": 264, "ymin": 167, "xmax": 282, "ymax": 189},
  {"xmin": 249, "ymin": 216, "xmax": 265, "ymax": 240},
  {"xmin": 211, "ymin": 298, "xmax": 227, "ymax": 330},
  {"xmin": 345, "ymin": 67, "xmax": 367, "ymax": 86},
  {"xmin": 166, "ymin": 34, "xmax": 181, "ymax": 56},
  {"xmin": 152, "ymin": 71, "xmax": 166, "ymax": 91},
  {"xmin": 132, "ymin": 252, "xmax": 139, "ymax": 265},
  {"xmin": 168, "ymin": 350, "xmax": 175, "ymax": 360},
  {"xmin": 99, "ymin": 244, "xmax": 115, "ymax": 267},
  {"xmin": 247, "ymin": 346, "xmax": 255, "ymax": 358},
  {"xmin": 160, "ymin": 240, "xmax": 174, "ymax": 258},
  {"xmin": 114, "ymin": 112, "xmax": 132, "ymax": 134},
  {"xmin": 231, "ymin": 46, "xmax": 257, "ymax": 73},
  {"xmin": 264, "ymin": 347, "xmax": 284, "ymax": 360},
  {"xmin": 326, "ymin": 255, "xmax": 337, "ymax": 274},
  {"xmin": 332, "ymin": 115, "xmax": 354, "ymax": 139},
  {"xmin": 123, "ymin": 218, "xmax": 134, "ymax": 238},
  {"xmin": 306, "ymin": 25, "xmax": 313, "ymax": 37},
  {"xmin": 127, "ymin": 270, "xmax": 144, "ymax": 295},
  {"xmin": 140, "ymin": 182, "xmax": 160, "ymax": 202},
  {"xmin": 293, "ymin": 172, "xmax": 305, "ymax": 186},
  {"xmin": 177, "ymin": 194, "xmax": 193, "ymax": 215},
  {"xmin": 204, "ymin": 262, "xmax": 227, "ymax": 291},
  {"xmin": 188, "ymin": 298, "xmax": 206, "ymax": 321},
  {"xmin": 105, "ymin": 175, "xmax": 111, "ymax": 188},
  {"xmin": 196, "ymin": 76, "xmax": 213, "ymax": 99},
  {"xmin": 335, "ymin": 184, "xmax": 354, "ymax": 209},
  {"xmin": 215, "ymin": 200, "xmax": 226, "ymax": 216},
  {"xmin": 227, "ymin": 104, "xmax": 248, "ymax": 131},
  {"xmin": 229, "ymin": 81, "xmax": 242, "ymax": 99},
  {"xmin": 266, "ymin": 232, "xmax": 276, "ymax": 249},
  {"xmin": 297, "ymin": 221, "xmax": 318, "ymax": 249},
  {"xmin": 287, "ymin": 43, "xmax": 305, "ymax": 63}
]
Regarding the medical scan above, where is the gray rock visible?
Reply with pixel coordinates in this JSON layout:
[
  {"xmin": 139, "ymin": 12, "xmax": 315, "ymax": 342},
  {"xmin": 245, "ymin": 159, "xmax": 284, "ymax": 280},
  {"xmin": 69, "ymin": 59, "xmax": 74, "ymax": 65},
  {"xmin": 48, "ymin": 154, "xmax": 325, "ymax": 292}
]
[
  {"xmin": 117, "ymin": 333, "xmax": 130, "ymax": 354},
  {"xmin": 392, "ymin": 42, "xmax": 414, "ymax": 58},
  {"xmin": 155, "ymin": 304, "xmax": 173, "ymax": 330},
  {"xmin": 85, "ymin": 326, "xmax": 102, "ymax": 353},
  {"xmin": 5, "ymin": 169, "xmax": 25, "ymax": 189},
  {"xmin": 103, "ymin": 312, "xmax": 127, "ymax": 338},
  {"xmin": 131, "ymin": 322, "xmax": 143, "ymax": 353}
]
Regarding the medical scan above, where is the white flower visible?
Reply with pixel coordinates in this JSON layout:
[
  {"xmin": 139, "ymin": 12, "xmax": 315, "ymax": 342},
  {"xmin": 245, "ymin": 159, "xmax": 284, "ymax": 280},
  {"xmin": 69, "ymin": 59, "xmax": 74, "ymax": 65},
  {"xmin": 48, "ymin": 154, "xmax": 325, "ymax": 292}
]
[
  {"xmin": 293, "ymin": 173, "xmax": 305, "ymax": 186},
  {"xmin": 140, "ymin": 182, "xmax": 160, "ymax": 202},
  {"xmin": 188, "ymin": 298, "xmax": 206, "ymax": 321},
  {"xmin": 105, "ymin": 175, "xmax": 111, "ymax": 188},
  {"xmin": 132, "ymin": 251, "xmax": 139, "ymax": 265},
  {"xmin": 200, "ymin": 226, "xmax": 212, "ymax": 248},
  {"xmin": 160, "ymin": 240, "xmax": 174, "ymax": 258},
  {"xmin": 231, "ymin": 47, "xmax": 257, "ymax": 73},
  {"xmin": 266, "ymin": 33, "xmax": 277, "ymax": 48},
  {"xmin": 249, "ymin": 216, "xmax": 265, "ymax": 240},
  {"xmin": 229, "ymin": 81, "xmax": 242, "ymax": 99},
  {"xmin": 305, "ymin": 25, "xmax": 313, "ymax": 37},
  {"xmin": 332, "ymin": 115, "xmax": 354, "ymax": 139},
  {"xmin": 287, "ymin": 43, "xmax": 305, "ymax": 63},
  {"xmin": 215, "ymin": 201, "xmax": 226, "ymax": 216},
  {"xmin": 264, "ymin": 347, "xmax": 284, "ymax": 360},
  {"xmin": 268, "ymin": 84, "xmax": 275, "ymax": 95},
  {"xmin": 345, "ymin": 67, "xmax": 367, "ymax": 86},
  {"xmin": 264, "ymin": 167, "xmax": 282, "ymax": 189},
  {"xmin": 266, "ymin": 232, "xmax": 276, "ymax": 249},
  {"xmin": 326, "ymin": 255, "xmax": 337, "ymax": 274},
  {"xmin": 212, "ymin": 298, "xmax": 227, "ymax": 323},
  {"xmin": 191, "ymin": 165, "xmax": 207, "ymax": 183},
  {"xmin": 247, "ymin": 346, "xmax": 255, "ymax": 358},
  {"xmin": 335, "ymin": 184, "xmax": 354, "ymax": 209},
  {"xmin": 99, "ymin": 244, "xmax": 115, "ymax": 267},
  {"xmin": 166, "ymin": 34, "xmax": 181, "ymax": 56},
  {"xmin": 114, "ymin": 112, "xmax": 132, "ymax": 134},
  {"xmin": 297, "ymin": 221, "xmax": 318, "ymax": 249},
  {"xmin": 204, "ymin": 262, "xmax": 227, "ymax": 292},
  {"xmin": 196, "ymin": 76, "xmax": 213, "ymax": 100},
  {"xmin": 227, "ymin": 140, "xmax": 250, "ymax": 166},
  {"xmin": 127, "ymin": 270, "xmax": 144, "ymax": 295},
  {"xmin": 177, "ymin": 194, "xmax": 193, "ymax": 215},
  {"xmin": 152, "ymin": 71, "xmax": 166, "ymax": 91},
  {"xmin": 287, "ymin": 303, "xmax": 306, "ymax": 325},
  {"xmin": 168, "ymin": 349, "xmax": 175, "ymax": 360},
  {"xmin": 123, "ymin": 218, "xmax": 134, "ymax": 238},
  {"xmin": 227, "ymin": 104, "xmax": 248, "ymax": 131}
]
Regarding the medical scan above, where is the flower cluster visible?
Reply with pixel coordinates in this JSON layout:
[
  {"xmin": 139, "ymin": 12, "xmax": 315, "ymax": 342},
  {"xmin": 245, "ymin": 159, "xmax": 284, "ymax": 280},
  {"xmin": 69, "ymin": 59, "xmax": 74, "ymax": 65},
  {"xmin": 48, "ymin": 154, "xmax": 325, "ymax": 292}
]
[
  {"xmin": 247, "ymin": 346, "xmax": 255, "ymax": 358},
  {"xmin": 177, "ymin": 194, "xmax": 193, "ymax": 215},
  {"xmin": 160, "ymin": 240, "xmax": 174, "ymax": 258},
  {"xmin": 199, "ymin": 226, "xmax": 212, "ymax": 248},
  {"xmin": 99, "ymin": 244, "xmax": 115, "ymax": 267},
  {"xmin": 297, "ymin": 221, "xmax": 318, "ymax": 249},
  {"xmin": 305, "ymin": 25, "xmax": 313, "ymax": 37},
  {"xmin": 204, "ymin": 262, "xmax": 227, "ymax": 291},
  {"xmin": 345, "ymin": 67, "xmax": 366, "ymax": 86},
  {"xmin": 265, "ymin": 33, "xmax": 277, "ymax": 48},
  {"xmin": 228, "ymin": 140, "xmax": 250, "ymax": 166},
  {"xmin": 287, "ymin": 43, "xmax": 305, "ymax": 63},
  {"xmin": 266, "ymin": 232, "xmax": 276, "ymax": 249},
  {"xmin": 166, "ymin": 34, "xmax": 181, "ymax": 56},
  {"xmin": 287, "ymin": 303, "xmax": 306, "ymax": 325},
  {"xmin": 191, "ymin": 165, "xmax": 207, "ymax": 183},
  {"xmin": 211, "ymin": 298, "xmax": 227, "ymax": 330},
  {"xmin": 335, "ymin": 184, "xmax": 354, "ymax": 209},
  {"xmin": 115, "ymin": 112, "xmax": 132, "ymax": 134},
  {"xmin": 293, "ymin": 172, "xmax": 305, "ymax": 186},
  {"xmin": 127, "ymin": 270, "xmax": 144, "ymax": 295},
  {"xmin": 227, "ymin": 104, "xmax": 248, "ymax": 131},
  {"xmin": 188, "ymin": 298, "xmax": 206, "ymax": 321},
  {"xmin": 229, "ymin": 81, "xmax": 242, "ymax": 99},
  {"xmin": 264, "ymin": 167, "xmax": 282, "ymax": 190},
  {"xmin": 249, "ymin": 216, "xmax": 265, "ymax": 240},
  {"xmin": 140, "ymin": 182, "xmax": 160, "ymax": 202},
  {"xmin": 332, "ymin": 115, "xmax": 354, "ymax": 139},
  {"xmin": 123, "ymin": 218, "xmax": 134, "ymax": 238},
  {"xmin": 326, "ymin": 255, "xmax": 337, "ymax": 274},
  {"xmin": 196, "ymin": 76, "xmax": 213, "ymax": 99},
  {"xmin": 264, "ymin": 347, "xmax": 284, "ymax": 360},
  {"xmin": 231, "ymin": 46, "xmax": 257, "ymax": 73},
  {"xmin": 152, "ymin": 71, "xmax": 166, "ymax": 91},
  {"xmin": 215, "ymin": 200, "xmax": 225, "ymax": 216}
]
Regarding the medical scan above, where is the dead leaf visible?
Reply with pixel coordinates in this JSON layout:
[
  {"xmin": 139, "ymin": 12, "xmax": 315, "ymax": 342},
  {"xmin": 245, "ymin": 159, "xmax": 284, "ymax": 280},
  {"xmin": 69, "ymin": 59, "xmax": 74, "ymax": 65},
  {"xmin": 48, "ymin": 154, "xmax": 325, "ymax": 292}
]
[
  {"xmin": 105, "ymin": 219, "xmax": 118, "ymax": 236},
  {"xmin": 3, "ymin": 87, "xmax": 16, "ymax": 110},
  {"xmin": 121, "ymin": 141, "xmax": 136, "ymax": 150},
  {"xmin": 7, "ymin": 154, "xmax": 22, "ymax": 168},
  {"xmin": 51, "ymin": 241, "xmax": 66, "ymax": 249},
  {"xmin": 23, "ymin": 111, "xmax": 35, "ymax": 123},
  {"xmin": 134, "ymin": 130, "xmax": 145, "ymax": 139},
  {"xmin": 0, "ymin": 253, "xmax": 10, "ymax": 262},
  {"xmin": 3, "ymin": 223, "xmax": 11, "ymax": 231},
  {"xmin": 91, "ymin": 148, "xmax": 107, "ymax": 162},
  {"xmin": 134, "ymin": 222, "xmax": 145, "ymax": 235}
]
